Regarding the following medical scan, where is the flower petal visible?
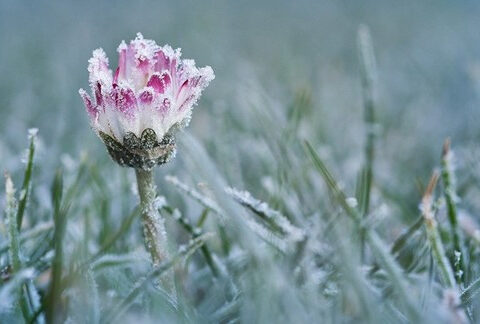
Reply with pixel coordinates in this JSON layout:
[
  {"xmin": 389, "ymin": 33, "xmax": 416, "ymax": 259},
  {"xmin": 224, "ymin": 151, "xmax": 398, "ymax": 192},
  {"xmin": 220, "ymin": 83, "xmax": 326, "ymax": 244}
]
[
  {"xmin": 79, "ymin": 88, "xmax": 97, "ymax": 117},
  {"xmin": 110, "ymin": 85, "xmax": 137, "ymax": 116},
  {"xmin": 147, "ymin": 72, "xmax": 171, "ymax": 94},
  {"xmin": 88, "ymin": 48, "xmax": 112, "ymax": 87},
  {"xmin": 95, "ymin": 82, "xmax": 103, "ymax": 106},
  {"xmin": 139, "ymin": 88, "xmax": 154, "ymax": 104}
]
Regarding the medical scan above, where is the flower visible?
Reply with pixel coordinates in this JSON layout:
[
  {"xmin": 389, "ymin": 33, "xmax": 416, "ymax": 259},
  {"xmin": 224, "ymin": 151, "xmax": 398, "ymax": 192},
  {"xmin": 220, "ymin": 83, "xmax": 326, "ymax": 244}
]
[{"xmin": 79, "ymin": 33, "xmax": 214, "ymax": 170}]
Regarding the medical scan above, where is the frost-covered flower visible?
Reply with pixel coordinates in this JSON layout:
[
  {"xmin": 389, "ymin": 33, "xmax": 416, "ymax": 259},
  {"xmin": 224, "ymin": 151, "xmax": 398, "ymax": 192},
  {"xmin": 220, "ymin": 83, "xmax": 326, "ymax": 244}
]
[{"xmin": 79, "ymin": 33, "xmax": 214, "ymax": 169}]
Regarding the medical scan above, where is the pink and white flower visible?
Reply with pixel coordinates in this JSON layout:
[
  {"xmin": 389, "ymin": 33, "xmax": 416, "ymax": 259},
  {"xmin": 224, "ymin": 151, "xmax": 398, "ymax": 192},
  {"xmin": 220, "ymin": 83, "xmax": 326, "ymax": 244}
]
[{"xmin": 79, "ymin": 33, "xmax": 214, "ymax": 169}]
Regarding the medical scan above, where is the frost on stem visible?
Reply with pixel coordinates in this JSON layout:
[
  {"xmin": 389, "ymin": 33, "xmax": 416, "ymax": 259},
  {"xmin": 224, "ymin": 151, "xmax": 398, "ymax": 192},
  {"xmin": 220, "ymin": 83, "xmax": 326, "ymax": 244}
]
[
  {"xmin": 135, "ymin": 168, "xmax": 169, "ymax": 266},
  {"xmin": 135, "ymin": 168, "xmax": 175, "ymax": 294}
]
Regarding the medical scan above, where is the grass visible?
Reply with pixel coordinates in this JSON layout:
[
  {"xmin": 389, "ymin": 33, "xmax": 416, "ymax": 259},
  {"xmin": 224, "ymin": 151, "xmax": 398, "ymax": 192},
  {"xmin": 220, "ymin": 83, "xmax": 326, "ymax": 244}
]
[{"xmin": 2, "ymin": 1, "xmax": 480, "ymax": 323}]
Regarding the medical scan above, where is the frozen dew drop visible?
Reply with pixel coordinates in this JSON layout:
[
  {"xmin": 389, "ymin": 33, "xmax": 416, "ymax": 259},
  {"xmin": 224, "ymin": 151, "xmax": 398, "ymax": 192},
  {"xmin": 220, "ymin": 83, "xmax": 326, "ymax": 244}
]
[{"xmin": 346, "ymin": 197, "xmax": 358, "ymax": 208}]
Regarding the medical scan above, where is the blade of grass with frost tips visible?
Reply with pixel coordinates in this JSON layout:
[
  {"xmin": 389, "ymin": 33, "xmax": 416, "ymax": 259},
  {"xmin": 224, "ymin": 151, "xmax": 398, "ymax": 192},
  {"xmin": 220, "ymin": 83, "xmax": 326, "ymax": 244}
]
[
  {"xmin": 440, "ymin": 139, "xmax": 465, "ymax": 285},
  {"xmin": 16, "ymin": 128, "xmax": 37, "ymax": 230},
  {"xmin": 103, "ymin": 234, "xmax": 211, "ymax": 323},
  {"xmin": 165, "ymin": 175, "xmax": 224, "ymax": 217},
  {"xmin": 225, "ymin": 186, "xmax": 305, "ymax": 241},
  {"xmin": 0, "ymin": 221, "xmax": 53, "ymax": 255},
  {"xmin": 461, "ymin": 276, "xmax": 480, "ymax": 305},
  {"xmin": 4, "ymin": 173, "xmax": 32, "ymax": 322},
  {"xmin": 197, "ymin": 208, "xmax": 209, "ymax": 228},
  {"xmin": 304, "ymin": 141, "xmax": 420, "ymax": 319},
  {"xmin": 421, "ymin": 172, "xmax": 455, "ymax": 289},
  {"xmin": 242, "ymin": 214, "xmax": 289, "ymax": 253},
  {"xmin": 161, "ymin": 206, "xmax": 219, "ymax": 276}
]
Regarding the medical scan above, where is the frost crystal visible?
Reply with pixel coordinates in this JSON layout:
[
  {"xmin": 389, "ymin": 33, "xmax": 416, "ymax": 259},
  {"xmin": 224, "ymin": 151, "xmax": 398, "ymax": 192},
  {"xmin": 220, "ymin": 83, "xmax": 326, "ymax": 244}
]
[
  {"xmin": 153, "ymin": 196, "xmax": 167, "ymax": 210},
  {"xmin": 27, "ymin": 128, "xmax": 38, "ymax": 138}
]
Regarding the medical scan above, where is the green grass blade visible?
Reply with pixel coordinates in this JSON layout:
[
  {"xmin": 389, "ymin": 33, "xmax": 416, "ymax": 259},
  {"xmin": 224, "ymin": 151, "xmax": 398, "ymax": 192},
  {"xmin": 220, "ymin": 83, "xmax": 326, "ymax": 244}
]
[
  {"xmin": 357, "ymin": 25, "xmax": 377, "ymax": 218},
  {"xmin": 304, "ymin": 141, "xmax": 419, "ymax": 319},
  {"xmin": 162, "ymin": 206, "xmax": 219, "ymax": 277},
  {"xmin": 440, "ymin": 139, "xmax": 465, "ymax": 285},
  {"xmin": 4, "ymin": 173, "xmax": 32, "ymax": 322},
  {"xmin": 45, "ymin": 169, "xmax": 67, "ymax": 324},
  {"xmin": 421, "ymin": 172, "xmax": 455, "ymax": 288},
  {"xmin": 16, "ymin": 129, "xmax": 37, "ymax": 230},
  {"xmin": 0, "ymin": 221, "xmax": 53, "ymax": 255},
  {"xmin": 369, "ymin": 216, "xmax": 424, "ymax": 275},
  {"xmin": 390, "ymin": 216, "xmax": 424, "ymax": 256},
  {"xmin": 461, "ymin": 276, "xmax": 480, "ymax": 305}
]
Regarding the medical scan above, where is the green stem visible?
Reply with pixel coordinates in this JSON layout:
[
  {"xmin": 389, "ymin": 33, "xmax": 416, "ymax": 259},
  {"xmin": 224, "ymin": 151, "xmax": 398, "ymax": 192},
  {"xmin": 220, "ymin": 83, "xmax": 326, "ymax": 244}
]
[{"xmin": 135, "ymin": 168, "xmax": 173, "ymax": 292}]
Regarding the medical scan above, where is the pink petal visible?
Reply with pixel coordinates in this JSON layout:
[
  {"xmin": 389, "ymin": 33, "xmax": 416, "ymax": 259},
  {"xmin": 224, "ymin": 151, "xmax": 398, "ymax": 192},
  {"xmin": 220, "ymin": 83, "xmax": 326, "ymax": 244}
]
[
  {"xmin": 95, "ymin": 82, "xmax": 103, "ymax": 106},
  {"xmin": 111, "ymin": 86, "xmax": 137, "ymax": 116},
  {"xmin": 118, "ymin": 48, "xmax": 127, "ymax": 80},
  {"xmin": 147, "ymin": 73, "xmax": 171, "ymax": 94},
  {"xmin": 113, "ymin": 67, "xmax": 120, "ymax": 84},
  {"xmin": 178, "ymin": 94, "xmax": 195, "ymax": 112},
  {"xmin": 139, "ymin": 89, "xmax": 153, "ymax": 104},
  {"xmin": 79, "ymin": 89, "xmax": 97, "ymax": 117},
  {"xmin": 153, "ymin": 50, "xmax": 169, "ymax": 72},
  {"xmin": 176, "ymin": 79, "xmax": 189, "ymax": 99}
]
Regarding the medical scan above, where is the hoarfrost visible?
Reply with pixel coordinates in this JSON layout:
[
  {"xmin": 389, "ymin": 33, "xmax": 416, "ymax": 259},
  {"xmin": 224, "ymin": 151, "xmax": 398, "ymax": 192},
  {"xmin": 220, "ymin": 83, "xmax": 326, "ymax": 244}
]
[
  {"xmin": 346, "ymin": 197, "xmax": 358, "ymax": 208},
  {"xmin": 28, "ymin": 127, "xmax": 38, "ymax": 138},
  {"xmin": 153, "ymin": 196, "xmax": 167, "ymax": 210},
  {"xmin": 0, "ymin": 268, "xmax": 35, "ymax": 310},
  {"xmin": 165, "ymin": 175, "xmax": 224, "ymax": 217},
  {"xmin": 225, "ymin": 186, "xmax": 305, "ymax": 242}
]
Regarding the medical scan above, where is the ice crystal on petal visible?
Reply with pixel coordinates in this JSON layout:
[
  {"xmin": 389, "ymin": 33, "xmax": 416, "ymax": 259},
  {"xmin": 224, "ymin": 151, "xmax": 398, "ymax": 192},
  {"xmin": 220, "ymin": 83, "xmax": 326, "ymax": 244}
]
[{"xmin": 79, "ymin": 33, "xmax": 214, "ymax": 169}]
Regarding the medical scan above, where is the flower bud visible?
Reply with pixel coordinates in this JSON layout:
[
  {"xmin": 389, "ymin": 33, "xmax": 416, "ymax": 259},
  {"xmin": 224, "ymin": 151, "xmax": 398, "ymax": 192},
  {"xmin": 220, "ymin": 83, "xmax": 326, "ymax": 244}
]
[{"xmin": 79, "ymin": 33, "xmax": 214, "ymax": 169}]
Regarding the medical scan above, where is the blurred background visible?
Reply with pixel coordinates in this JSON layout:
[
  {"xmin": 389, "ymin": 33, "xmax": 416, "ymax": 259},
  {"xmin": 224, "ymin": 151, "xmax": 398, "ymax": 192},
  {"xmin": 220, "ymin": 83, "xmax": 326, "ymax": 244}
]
[
  {"xmin": 1, "ymin": 1, "xmax": 480, "ymax": 322},
  {"xmin": 1, "ymin": 0, "xmax": 480, "ymax": 202}
]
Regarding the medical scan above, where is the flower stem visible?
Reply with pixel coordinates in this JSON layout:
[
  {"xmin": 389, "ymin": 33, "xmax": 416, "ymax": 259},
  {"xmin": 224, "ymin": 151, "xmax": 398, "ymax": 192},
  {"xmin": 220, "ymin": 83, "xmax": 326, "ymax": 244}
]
[{"xmin": 135, "ymin": 168, "xmax": 174, "ymax": 292}]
